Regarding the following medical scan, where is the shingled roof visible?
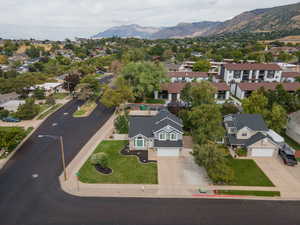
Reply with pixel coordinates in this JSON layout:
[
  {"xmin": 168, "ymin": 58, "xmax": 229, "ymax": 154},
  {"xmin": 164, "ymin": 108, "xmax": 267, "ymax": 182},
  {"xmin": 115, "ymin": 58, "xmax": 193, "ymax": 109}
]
[
  {"xmin": 129, "ymin": 110, "xmax": 183, "ymax": 138},
  {"xmin": 238, "ymin": 82, "xmax": 300, "ymax": 91},
  {"xmin": 161, "ymin": 82, "xmax": 229, "ymax": 94},
  {"xmin": 282, "ymin": 72, "xmax": 300, "ymax": 78},
  {"xmin": 224, "ymin": 63, "xmax": 281, "ymax": 71},
  {"xmin": 168, "ymin": 72, "xmax": 209, "ymax": 78}
]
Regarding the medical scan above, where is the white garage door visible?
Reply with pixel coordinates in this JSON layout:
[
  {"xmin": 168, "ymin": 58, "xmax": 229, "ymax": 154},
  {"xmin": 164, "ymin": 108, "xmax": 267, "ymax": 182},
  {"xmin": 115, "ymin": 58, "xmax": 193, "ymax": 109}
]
[
  {"xmin": 251, "ymin": 148, "xmax": 274, "ymax": 157},
  {"xmin": 157, "ymin": 148, "xmax": 180, "ymax": 157}
]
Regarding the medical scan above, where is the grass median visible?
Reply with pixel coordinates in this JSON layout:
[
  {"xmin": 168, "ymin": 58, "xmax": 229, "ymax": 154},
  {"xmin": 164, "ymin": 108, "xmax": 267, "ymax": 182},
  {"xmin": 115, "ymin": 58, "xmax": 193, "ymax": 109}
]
[{"xmin": 216, "ymin": 190, "xmax": 280, "ymax": 197}]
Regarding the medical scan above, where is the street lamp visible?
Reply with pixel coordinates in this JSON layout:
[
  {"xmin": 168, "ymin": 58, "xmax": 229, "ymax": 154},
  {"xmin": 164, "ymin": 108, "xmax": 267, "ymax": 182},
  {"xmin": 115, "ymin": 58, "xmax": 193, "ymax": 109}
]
[{"xmin": 38, "ymin": 135, "xmax": 67, "ymax": 181}]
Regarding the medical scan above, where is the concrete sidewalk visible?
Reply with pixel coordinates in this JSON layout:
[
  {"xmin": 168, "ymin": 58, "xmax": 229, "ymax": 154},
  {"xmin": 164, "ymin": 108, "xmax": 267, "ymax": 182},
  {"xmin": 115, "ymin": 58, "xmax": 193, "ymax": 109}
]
[{"xmin": 59, "ymin": 113, "xmax": 299, "ymax": 200}]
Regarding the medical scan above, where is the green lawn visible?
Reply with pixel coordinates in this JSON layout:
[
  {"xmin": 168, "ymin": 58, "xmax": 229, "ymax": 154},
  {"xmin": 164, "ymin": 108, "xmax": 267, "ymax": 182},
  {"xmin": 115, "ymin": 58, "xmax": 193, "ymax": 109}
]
[
  {"xmin": 217, "ymin": 190, "xmax": 280, "ymax": 197},
  {"xmin": 38, "ymin": 104, "xmax": 51, "ymax": 113},
  {"xmin": 297, "ymin": 158, "xmax": 300, "ymax": 162},
  {"xmin": 37, "ymin": 104, "xmax": 63, "ymax": 120},
  {"xmin": 78, "ymin": 140, "xmax": 158, "ymax": 184},
  {"xmin": 226, "ymin": 157, "xmax": 274, "ymax": 187},
  {"xmin": 281, "ymin": 133, "xmax": 300, "ymax": 150}
]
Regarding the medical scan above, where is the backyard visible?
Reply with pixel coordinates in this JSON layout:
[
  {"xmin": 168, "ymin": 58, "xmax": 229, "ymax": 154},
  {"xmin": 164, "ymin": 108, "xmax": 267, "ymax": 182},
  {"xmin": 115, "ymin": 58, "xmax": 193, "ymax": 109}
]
[{"xmin": 78, "ymin": 140, "xmax": 157, "ymax": 184}]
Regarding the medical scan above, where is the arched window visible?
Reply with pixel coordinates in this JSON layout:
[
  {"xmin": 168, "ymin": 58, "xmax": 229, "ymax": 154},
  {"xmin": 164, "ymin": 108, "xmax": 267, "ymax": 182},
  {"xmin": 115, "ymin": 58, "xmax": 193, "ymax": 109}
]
[
  {"xmin": 159, "ymin": 132, "xmax": 166, "ymax": 140},
  {"xmin": 135, "ymin": 136, "xmax": 144, "ymax": 147}
]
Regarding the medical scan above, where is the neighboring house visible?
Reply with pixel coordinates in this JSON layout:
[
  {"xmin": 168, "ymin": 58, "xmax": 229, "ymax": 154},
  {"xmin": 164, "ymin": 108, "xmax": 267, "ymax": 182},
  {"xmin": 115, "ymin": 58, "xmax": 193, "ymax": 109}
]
[
  {"xmin": 129, "ymin": 110, "xmax": 183, "ymax": 157},
  {"xmin": 0, "ymin": 92, "xmax": 19, "ymax": 104},
  {"xmin": 0, "ymin": 92, "xmax": 24, "ymax": 112},
  {"xmin": 224, "ymin": 114, "xmax": 279, "ymax": 157},
  {"xmin": 277, "ymin": 63, "xmax": 299, "ymax": 73},
  {"xmin": 0, "ymin": 100, "xmax": 25, "ymax": 112},
  {"xmin": 230, "ymin": 82, "xmax": 300, "ymax": 99},
  {"xmin": 281, "ymin": 72, "xmax": 300, "ymax": 83},
  {"xmin": 155, "ymin": 82, "xmax": 230, "ymax": 104},
  {"xmin": 221, "ymin": 63, "xmax": 282, "ymax": 84},
  {"xmin": 168, "ymin": 72, "xmax": 209, "ymax": 83},
  {"xmin": 179, "ymin": 61, "xmax": 195, "ymax": 72},
  {"xmin": 286, "ymin": 111, "xmax": 300, "ymax": 146},
  {"xmin": 29, "ymin": 82, "xmax": 64, "ymax": 96}
]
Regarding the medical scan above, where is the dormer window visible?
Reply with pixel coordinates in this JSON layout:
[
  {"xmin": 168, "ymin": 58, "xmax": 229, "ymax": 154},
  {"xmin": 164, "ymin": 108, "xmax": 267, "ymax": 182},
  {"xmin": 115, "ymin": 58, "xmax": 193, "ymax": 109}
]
[
  {"xmin": 159, "ymin": 132, "xmax": 166, "ymax": 140},
  {"xmin": 242, "ymin": 133, "xmax": 247, "ymax": 137},
  {"xmin": 170, "ymin": 132, "xmax": 177, "ymax": 141}
]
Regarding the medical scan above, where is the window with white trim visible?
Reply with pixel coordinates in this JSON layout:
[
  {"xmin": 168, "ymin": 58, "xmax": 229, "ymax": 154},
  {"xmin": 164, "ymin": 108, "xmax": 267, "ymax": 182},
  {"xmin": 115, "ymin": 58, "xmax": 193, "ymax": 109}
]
[
  {"xmin": 170, "ymin": 132, "xmax": 177, "ymax": 141},
  {"xmin": 135, "ymin": 137, "xmax": 144, "ymax": 147},
  {"xmin": 159, "ymin": 132, "xmax": 166, "ymax": 140}
]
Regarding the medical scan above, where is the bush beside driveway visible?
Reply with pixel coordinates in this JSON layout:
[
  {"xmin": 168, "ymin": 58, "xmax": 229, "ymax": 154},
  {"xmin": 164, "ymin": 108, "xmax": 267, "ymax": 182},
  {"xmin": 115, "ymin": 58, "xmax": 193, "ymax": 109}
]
[{"xmin": 78, "ymin": 140, "xmax": 158, "ymax": 184}]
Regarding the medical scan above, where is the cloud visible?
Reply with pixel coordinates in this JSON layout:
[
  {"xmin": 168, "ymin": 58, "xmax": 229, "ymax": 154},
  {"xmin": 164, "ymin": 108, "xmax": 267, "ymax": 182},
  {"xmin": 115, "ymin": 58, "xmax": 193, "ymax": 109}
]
[{"xmin": 0, "ymin": 0, "xmax": 299, "ymax": 40}]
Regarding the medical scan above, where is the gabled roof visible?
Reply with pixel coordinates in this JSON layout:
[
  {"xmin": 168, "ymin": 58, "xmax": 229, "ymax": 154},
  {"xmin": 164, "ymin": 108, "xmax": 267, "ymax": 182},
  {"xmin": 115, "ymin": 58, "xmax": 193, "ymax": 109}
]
[
  {"xmin": 154, "ymin": 109, "xmax": 182, "ymax": 126},
  {"xmin": 168, "ymin": 72, "xmax": 209, "ymax": 78},
  {"xmin": 226, "ymin": 114, "xmax": 268, "ymax": 132},
  {"xmin": 161, "ymin": 82, "xmax": 229, "ymax": 94},
  {"xmin": 282, "ymin": 72, "xmax": 300, "ymax": 78},
  {"xmin": 224, "ymin": 63, "xmax": 281, "ymax": 71},
  {"xmin": 238, "ymin": 82, "xmax": 300, "ymax": 92},
  {"xmin": 245, "ymin": 132, "xmax": 268, "ymax": 147},
  {"xmin": 129, "ymin": 116, "xmax": 155, "ymax": 138},
  {"xmin": 128, "ymin": 110, "xmax": 183, "ymax": 138}
]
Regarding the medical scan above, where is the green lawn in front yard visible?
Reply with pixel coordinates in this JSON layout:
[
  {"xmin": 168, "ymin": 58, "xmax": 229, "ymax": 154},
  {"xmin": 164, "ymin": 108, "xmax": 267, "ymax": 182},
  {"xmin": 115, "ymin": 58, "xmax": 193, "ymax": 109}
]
[
  {"xmin": 281, "ymin": 133, "xmax": 300, "ymax": 150},
  {"xmin": 297, "ymin": 158, "xmax": 300, "ymax": 162},
  {"xmin": 78, "ymin": 140, "xmax": 158, "ymax": 184},
  {"xmin": 217, "ymin": 190, "xmax": 280, "ymax": 197},
  {"xmin": 226, "ymin": 157, "xmax": 274, "ymax": 187}
]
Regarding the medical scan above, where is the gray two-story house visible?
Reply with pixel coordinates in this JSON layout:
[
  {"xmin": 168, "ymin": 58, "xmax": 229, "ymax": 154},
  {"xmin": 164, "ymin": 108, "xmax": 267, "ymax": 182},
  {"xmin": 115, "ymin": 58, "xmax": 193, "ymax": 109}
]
[
  {"xmin": 224, "ymin": 114, "xmax": 279, "ymax": 157},
  {"xmin": 129, "ymin": 110, "xmax": 183, "ymax": 157}
]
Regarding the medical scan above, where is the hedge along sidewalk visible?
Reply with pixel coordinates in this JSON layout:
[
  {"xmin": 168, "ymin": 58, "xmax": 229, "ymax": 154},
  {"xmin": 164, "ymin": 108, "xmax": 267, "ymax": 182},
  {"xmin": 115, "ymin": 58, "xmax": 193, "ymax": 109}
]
[
  {"xmin": 0, "ymin": 98, "xmax": 71, "ymax": 171},
  {"xmin": 0, "ymin": 127, "xmax": 36, "ymax": 170}
]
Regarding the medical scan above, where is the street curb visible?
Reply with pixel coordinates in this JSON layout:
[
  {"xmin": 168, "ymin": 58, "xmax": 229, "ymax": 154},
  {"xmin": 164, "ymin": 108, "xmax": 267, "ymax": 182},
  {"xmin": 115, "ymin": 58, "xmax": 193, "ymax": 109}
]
[{"xmin": 0, "ymin": 99, "xmax": 71, "ymax": 170}]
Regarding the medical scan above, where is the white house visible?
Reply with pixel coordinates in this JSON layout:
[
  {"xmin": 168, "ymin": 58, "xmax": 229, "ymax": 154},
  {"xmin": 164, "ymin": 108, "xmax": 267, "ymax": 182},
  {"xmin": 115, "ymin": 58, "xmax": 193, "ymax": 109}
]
[
  {"xmin": 29, "ymin": 82, "xmax": 64, "ymax": 96},
  {"xmin": 221, "ymin": 63, "xmax": 282, "ymax": 84},
  {"xmin": 168, "ymin": 72, "xmax": 209, "ymax": 83},
  {"xmin": 155, "ymin": 82, "xmax": 230, "ymax": 104}
]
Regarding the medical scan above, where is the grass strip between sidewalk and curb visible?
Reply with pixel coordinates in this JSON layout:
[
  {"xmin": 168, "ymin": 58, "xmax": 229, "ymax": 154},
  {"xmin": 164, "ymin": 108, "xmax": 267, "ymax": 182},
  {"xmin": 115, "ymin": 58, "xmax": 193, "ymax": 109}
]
[
  {"xmin": 216, "ymin": 190, "xmax": 281, "ymax": 197},
  {"xmin": 37, "ymin": 104, "xmax": 63, "ymax": 120}
]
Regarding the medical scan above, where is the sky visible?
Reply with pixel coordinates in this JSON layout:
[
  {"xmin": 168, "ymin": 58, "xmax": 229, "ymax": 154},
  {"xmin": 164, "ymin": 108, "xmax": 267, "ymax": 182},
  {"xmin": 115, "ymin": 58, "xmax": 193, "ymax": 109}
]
[{"xmin": 0, "ymin": 0, "xmax": 299, "ymax": 40}]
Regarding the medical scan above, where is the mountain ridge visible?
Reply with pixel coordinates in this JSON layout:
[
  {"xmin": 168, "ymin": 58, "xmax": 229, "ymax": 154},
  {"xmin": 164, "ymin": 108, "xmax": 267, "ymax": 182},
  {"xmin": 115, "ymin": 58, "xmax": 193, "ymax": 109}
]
[{"xmin": 92, "ymin": 2, "xmax": 300, "ymax": 39}]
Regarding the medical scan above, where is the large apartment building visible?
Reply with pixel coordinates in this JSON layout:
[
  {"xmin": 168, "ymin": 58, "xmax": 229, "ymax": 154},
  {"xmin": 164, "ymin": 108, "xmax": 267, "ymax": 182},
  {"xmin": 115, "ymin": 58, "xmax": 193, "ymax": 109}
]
[{"xmin": 221, "ymin": 63, "xmax": 282, "ymax": 84}]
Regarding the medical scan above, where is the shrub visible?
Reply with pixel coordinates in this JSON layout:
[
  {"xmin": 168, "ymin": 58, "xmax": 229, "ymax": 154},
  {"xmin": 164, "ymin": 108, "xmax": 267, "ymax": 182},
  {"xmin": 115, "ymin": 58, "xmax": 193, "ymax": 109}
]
[
  {"xmin": 0, "ymin": 109, "xmax": 9, "ymax": 119},
  {"xmin": 15, "ymin": 98, "xmax": 39, "ymax": 120},
  {"xmin": 46, "ymin": 96, "xmax": 56, "ymax": 105},
  {"xmin": 114, "ymin": 115, "xmax": 129, "ymax": 134},
  {"xmin": 33, "ymin": 88, "xmax": 46, "ymax": 100},
  {"xmin": 90, "ymin": 152, "xmax": 108, "ymax": 168}
]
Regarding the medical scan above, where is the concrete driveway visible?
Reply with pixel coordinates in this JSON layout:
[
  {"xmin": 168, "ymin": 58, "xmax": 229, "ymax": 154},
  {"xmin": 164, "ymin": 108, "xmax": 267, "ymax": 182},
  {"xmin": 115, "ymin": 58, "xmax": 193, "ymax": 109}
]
[
  {"xmin": 157, "ymin": 149, "xmax": 211, "ymax": 187},
  {"xmin": 254, "ymin": 156, "xmax": 300, "ymax": 198}
]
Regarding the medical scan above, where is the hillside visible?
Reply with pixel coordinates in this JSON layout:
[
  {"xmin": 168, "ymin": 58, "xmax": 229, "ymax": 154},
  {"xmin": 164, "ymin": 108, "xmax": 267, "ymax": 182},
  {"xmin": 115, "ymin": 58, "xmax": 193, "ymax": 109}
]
[{"xmin": 92, "ymin": 2, "xmax": 300, "ymax": 39}]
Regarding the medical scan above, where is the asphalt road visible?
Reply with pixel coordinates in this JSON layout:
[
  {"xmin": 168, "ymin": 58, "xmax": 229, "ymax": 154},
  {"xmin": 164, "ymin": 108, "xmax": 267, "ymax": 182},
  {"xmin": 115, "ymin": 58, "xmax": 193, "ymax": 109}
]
[{"xmin": 0, "ymin": 78, "xmax": 300, "ymax": 225}]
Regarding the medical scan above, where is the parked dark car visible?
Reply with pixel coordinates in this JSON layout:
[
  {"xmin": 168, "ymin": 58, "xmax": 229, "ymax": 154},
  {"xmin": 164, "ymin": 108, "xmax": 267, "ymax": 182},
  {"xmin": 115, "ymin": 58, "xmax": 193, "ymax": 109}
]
[
  {"xmin": 279, "ymin": 149, "xmax": 298, "ymax": 166},
  {"xmin": 2, "ymin": 117, "xmax": 21, "ymax": 123}
]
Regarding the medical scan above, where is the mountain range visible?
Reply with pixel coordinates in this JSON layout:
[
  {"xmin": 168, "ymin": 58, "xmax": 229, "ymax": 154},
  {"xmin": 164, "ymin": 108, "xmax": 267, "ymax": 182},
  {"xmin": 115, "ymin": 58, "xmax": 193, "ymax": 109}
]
[{"xmin": 93, "ymin": 2, "xmax": 300, "ymax": 39}]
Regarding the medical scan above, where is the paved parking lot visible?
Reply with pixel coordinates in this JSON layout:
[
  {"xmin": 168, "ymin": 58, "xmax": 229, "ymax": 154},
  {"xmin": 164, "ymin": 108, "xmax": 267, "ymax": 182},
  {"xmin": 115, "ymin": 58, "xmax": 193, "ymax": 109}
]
[{"xmin": 254, "ymin": 156, "xmax": 300, "ymax": 198}]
